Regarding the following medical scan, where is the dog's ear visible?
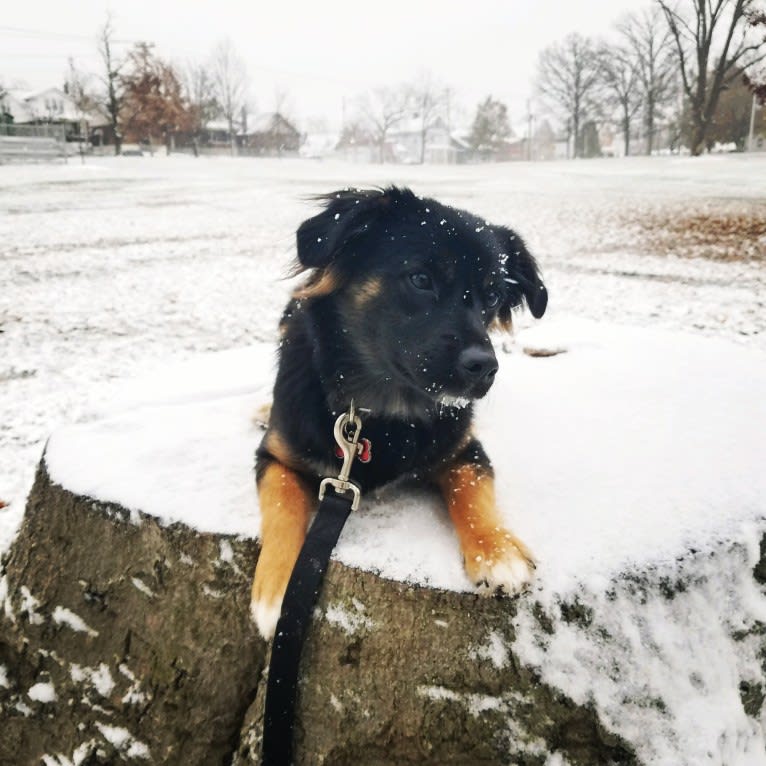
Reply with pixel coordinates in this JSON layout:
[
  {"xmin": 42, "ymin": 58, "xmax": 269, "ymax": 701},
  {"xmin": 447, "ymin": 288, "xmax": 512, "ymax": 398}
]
[
  {"xmin": 296, "ymin": 188, "xmax": 390, "ymax": 271},
  {"xmin": 496, "ymin": 227, "xmax": 548, "ymax": 323}
]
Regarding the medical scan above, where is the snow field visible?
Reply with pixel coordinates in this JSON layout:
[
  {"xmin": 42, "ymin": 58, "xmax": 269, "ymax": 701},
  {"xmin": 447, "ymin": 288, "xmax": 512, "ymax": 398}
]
[{"xmin": 3, "ymin": 153, "xmax": 766, "ymax": 763}]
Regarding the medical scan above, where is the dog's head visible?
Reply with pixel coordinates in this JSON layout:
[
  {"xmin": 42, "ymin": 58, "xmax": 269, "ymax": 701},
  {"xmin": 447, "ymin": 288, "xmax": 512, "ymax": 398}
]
[{"xmin": 294, "ymin": 187, "xmax": 547, "ymax": 417}]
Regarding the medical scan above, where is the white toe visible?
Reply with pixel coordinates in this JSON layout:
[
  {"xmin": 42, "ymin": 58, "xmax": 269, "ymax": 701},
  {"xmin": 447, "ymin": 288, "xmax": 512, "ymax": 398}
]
[
  {"xmin": 477, "ymin": 552, "xmax": 533, "ymax": 595},
  {"xmin": 251, "ymin": 598, "xmax": 281, "ymax": 640}
]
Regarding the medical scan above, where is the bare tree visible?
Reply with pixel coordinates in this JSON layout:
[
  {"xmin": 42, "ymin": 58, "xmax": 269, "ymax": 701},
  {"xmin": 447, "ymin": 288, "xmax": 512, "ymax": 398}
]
[
  {"xmin": 357, "ymin": 86, "xmax": 408, "ymax": 163},
  {"xmin": 598, "ymin": 43, "xmax": 643, "ymax": 156},
  {"xmin": 743, "ymin": 9, "xmax": 766, "ymax": 100},
  {"xmin": 64, "ymin": 58, "xmax": 99, "ymax": 114},
  {"xmin": 183, "ymin": 61, "xmax": 218, "ymax": 141},
  {"xmin": 537, "ymin": 33, "xmax": 603, "ymax": 158},
  {"xmin": 97, "ymin": 15, "xmax": 126, "ymax": 155},
  {"xmin": 657, "ymin": 0, "xmax": 766, "ymax": 155},
  {"xmin": 0, "ymin": 81, "xmax": 11, "ymax": 126},
  {"xmin": 210, "ymin": 39, "xmax": 248, "ymax": 155},
  {"xmin": 407, "ymin": 74, "xmax": 447, "ymax": 163},
  {"xmin": 618, "ymin": 7, "xmax": 678, "ymax": 154}
]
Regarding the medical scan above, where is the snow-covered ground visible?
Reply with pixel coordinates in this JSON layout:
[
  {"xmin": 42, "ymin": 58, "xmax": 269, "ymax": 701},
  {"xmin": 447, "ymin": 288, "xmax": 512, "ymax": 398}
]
[
  {"xmin": 2, "ymin": 154, "xmax": 766, "ymax": 763},
  {"xmin": 2, "ymin": 152, "xmax": 764, "ymax": 550}
]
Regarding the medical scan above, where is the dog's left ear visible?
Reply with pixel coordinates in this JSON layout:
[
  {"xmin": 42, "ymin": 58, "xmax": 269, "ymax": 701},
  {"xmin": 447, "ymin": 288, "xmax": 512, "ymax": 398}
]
[
  {"xmin": 295, "ymin": 188, "xmax": 388, "ymax": 271},
  {"xmin": 496, "ymin": 227, "xmax": 548, "ymax": 321}
]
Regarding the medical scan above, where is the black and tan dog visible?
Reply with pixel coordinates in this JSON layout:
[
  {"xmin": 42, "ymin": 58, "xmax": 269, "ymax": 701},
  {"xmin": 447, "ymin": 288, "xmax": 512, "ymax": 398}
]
[{"xmin": 251, "ymin": 187, "xmax": 547, "ymax": 639}]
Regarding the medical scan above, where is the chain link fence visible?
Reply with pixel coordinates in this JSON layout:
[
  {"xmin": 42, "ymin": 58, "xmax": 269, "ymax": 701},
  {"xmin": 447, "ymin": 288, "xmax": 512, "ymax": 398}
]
[{"xmin": 0, "ymin": 124, "xmax": 69, "ymax": 163}]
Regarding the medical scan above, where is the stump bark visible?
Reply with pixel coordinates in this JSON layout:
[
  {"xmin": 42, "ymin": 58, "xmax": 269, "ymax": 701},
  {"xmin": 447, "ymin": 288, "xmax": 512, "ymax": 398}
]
[{"xmin": 0, "ymin": 460, "xmax": 638, "ymax": 766}]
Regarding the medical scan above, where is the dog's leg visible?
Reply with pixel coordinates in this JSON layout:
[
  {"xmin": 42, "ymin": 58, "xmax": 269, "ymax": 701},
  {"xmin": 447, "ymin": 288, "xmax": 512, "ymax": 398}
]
[
  {"xmin": 434, "ymin": 440, "xmax": 535, "ymax": 595},
  {"xmin": 251, "ymin": 458, "xmax": 314, "ymax": 639}
]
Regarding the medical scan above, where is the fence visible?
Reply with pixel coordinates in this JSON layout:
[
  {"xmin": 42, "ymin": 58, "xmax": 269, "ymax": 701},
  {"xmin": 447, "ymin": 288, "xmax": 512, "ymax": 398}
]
[{"xmin": 0, "ymin": 124, "xmax": 69, "ymax": 163}]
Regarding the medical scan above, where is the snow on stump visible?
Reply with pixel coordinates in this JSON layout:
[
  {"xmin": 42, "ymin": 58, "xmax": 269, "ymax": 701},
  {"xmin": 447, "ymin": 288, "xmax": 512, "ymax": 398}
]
[{"xmin": 1, "ymin": 320, "xmax": 766, "ymax": 765}]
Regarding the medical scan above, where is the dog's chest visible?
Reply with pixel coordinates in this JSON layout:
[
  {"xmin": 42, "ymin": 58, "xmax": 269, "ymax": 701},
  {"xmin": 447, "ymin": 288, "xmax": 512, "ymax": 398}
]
[{"xmin": 342, "ymin": 414, "xmax": 467, "ymax": 491}]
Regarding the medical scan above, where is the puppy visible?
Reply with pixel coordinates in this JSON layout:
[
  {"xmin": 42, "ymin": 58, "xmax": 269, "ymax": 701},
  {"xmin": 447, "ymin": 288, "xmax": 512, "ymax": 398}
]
[{"xmin": 251, "ymin": 187, "xmax": 547, "ymax": 639}]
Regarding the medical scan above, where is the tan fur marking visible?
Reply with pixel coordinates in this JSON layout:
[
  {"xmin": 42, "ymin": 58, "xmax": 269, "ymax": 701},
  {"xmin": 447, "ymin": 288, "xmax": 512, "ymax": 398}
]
[
  {"xmin": 490, "ymin": 315, "xmax": 513, "ymax": 333},
  {"xmin": 352, "ymin": 277, "xmax": 382, "ymax": 309},
  {"xmin": 252, "ymin": 402, "xmax": 272, "ymax": 430},
  {"xmin": 263, "ymin": 429, "xmax": 295, "ymax": 468},
  {"xmin": 435, "ymin": 463, "xmax": 533, "ymax": 587},
  {"xmin": 251, "ymin": 461, "xmax": 315, "ymax": 626},
  {"xmin": 293, "ymin": 270, "xmax": 338, "ymax": 300}
]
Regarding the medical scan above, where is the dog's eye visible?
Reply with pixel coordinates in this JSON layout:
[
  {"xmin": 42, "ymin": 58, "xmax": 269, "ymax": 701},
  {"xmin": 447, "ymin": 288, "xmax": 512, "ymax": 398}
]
[
  {"xmin": 409, "ymin": 272, "xmax": 434, "ymax": 291},
  {"xmin": 485, "ymin": 289, "xmax": 501, "ymax": 309}
]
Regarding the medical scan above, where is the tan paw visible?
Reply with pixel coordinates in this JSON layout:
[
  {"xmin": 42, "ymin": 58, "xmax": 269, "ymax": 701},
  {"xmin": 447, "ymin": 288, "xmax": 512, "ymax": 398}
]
[
  {"xmin": 250, "ymin": 561, "xmax": 288, "ymax": 640},
  {"xmin": 250, "ymin": 594, "xmax": 281, "ymax": 640},
  {"xmin": 464, "ymin": 530, "xmax": 535, "ymax": 596}
]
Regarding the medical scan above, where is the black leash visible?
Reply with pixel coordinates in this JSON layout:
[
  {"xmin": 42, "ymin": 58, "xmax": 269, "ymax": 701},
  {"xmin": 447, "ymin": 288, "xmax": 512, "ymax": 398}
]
[{"xmin": 261, "ymin": 404, "xmax": 366, "ymax": 766}]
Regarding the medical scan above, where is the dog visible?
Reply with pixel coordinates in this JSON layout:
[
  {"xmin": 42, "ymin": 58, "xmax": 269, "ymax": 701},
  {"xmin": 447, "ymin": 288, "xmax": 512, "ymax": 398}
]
[{"xmin": 251, "ymin": 187, "xmax": 547, "ymax": 639}]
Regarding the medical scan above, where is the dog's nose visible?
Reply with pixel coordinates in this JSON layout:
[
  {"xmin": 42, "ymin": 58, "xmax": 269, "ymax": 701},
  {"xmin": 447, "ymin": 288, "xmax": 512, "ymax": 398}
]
[{"xmin": 458, "ymin": 346, "xmax": 498, "ymax": 384}]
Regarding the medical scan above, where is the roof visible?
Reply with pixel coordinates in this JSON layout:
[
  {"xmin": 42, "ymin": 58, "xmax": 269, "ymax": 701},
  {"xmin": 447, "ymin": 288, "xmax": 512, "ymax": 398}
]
[
  {"xmin": 0, "ymin": 92, "xmax": 34, "ymax": 123},
  {"xmin": 241, "ymin": 112, "xmax": 299, "ymax": 136},
  {"xmin": 4, "ymin": 87, "xmax": 107, "ymax": 125},
  {"xmin": 389, "ymin": 116, "xmax": 449, "ymax": 136}
]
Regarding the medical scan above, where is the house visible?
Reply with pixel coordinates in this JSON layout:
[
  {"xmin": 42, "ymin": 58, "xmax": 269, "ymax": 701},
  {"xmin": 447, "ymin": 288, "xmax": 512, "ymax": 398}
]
[
  {"xmin": 299, "ymin": 132, "xmax": 340, "ymax": 159},
  {"xmin": 387, "ymin": 117, "xmax": 464, "ymax": 164},
  {"xmin": 4, "ymin": 87, "xmax": 109, "ymax": 144},
  {"xmin": 497, "ymin": 136, "xmax": 528, "ymax": 161},
  {"xmin": 202, "ymin": 119, "xmax": 238, "ymax": 148},
  {"xmin": 240, "ymin": 112, "xmax": 301, "ymax": 156},
  {"xmin": 532, "ymin": 120, "xmax": 556, "ymax": 161},
  {"xmin": 0, "ymin": 92, "xmax": 34, "ymax": 124}
]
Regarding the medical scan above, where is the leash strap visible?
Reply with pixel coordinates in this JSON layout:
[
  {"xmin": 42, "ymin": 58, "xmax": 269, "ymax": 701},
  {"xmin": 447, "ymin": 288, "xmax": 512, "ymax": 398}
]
[{"xmin": 261, "ymin": 490, "xmax": 354, "ymax": 766}]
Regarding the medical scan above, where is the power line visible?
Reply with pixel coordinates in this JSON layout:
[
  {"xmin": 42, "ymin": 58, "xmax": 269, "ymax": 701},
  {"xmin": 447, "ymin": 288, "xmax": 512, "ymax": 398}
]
[{"xmin": 0, "ymin": 25, "xmax": 135, "ymax": 44}]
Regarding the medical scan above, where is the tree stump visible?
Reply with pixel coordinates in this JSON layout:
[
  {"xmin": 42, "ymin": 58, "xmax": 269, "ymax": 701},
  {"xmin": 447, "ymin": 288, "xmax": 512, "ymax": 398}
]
[{"xmin": 1, "ymin": 323, "xmax": 765, "ymax": 765}]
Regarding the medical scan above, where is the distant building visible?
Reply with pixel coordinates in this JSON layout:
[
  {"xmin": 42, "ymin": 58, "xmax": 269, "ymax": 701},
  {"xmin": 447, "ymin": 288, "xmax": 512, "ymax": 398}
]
[
  {"xmin": 3, "ymin": 87, "xmax": 109, "ymax": 144},
  {"xmin": 387, "ymin": 117, "xmax": 464, "ymax": 164},
  {"xmin": 0, "ymin": 92, "xmax": 34, "ymax": 124},
  {"xmin": 299, "ymin": 132, "xmax": 340, "ymax": 159},
  {"xmin": 240, "ymin": 113, "xmax": 301, "ymax": 156},
  {"xmin": 532, "ymin": 120, "xmax": 556, "ymax": 161}
]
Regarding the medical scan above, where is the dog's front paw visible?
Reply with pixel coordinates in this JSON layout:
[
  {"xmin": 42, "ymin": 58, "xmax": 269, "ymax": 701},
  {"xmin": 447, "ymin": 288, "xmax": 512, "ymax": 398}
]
[
  {"xmin": 464, "ymin": 530, "xmax": 535, "ymax": 596},
  {"xmin": 250, "ymin": 593, "xmax": 282, "ymax": 641},
  {"xmin": 250, "ymin": 560, "xmax": 288, "ymax": 640}
]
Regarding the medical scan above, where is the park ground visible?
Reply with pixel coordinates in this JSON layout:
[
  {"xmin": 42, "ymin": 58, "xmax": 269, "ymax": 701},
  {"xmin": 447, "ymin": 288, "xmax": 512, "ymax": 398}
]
[{"xmin": 1, "ymin": 152, "xmax": 764, "ymax": 548}]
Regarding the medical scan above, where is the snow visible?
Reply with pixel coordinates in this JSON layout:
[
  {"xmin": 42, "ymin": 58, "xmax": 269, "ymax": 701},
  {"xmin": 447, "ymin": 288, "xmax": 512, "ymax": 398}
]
[
  {"xmin": 324, "ymin": 601, "xmax": 374, "ymax": 635},
  {"xmin": 47, "ymin": 316, "xmax": 764, "ymax": 597},
  {"xmin": 2, "ymin": 154, "xmax": 766, "ymax": 762},
  {"xmin": 19, "ymin": 585, "xmax": 44, "ymax": 625},
  {"xmin": 41, "ymin": 742, "xmax": 96, "ymax": 766},
  {"xmin": 52, "ymin": 606, "xmax": 99, "ymax": 637},
  {"xmin": 130, "ymin": 577, "xmax": 155, "ymax": 598},
  {"xmin": 94, "ymin": 723, "xmax": 150, "ymax": 759},
  {"xmin": 70, "ymin": 663, "xmax": 115, "ymax": 698},
  {"xmin": 35, "ymin": 319, "xmax": 763, "ymax": 601},
  {"xmin": 28, "ymin": 681, "xmax": 57, "ymax": 703},
  {"xmin": 0, "ymin": 664, "xmax": 8, "ymax": 689}
]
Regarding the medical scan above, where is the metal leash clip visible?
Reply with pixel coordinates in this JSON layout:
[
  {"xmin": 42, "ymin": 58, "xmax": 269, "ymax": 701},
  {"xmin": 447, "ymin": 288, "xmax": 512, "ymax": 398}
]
[{"xmin": 319, "ymin": 401, "xmax": 363, "ymax": 511}]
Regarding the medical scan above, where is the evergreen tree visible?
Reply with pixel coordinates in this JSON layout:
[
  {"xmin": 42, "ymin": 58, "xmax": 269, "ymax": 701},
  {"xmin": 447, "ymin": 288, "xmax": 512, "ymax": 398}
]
[{"xmin": 468, "ymin": 96, "xmax": 511, "ymax": 154}]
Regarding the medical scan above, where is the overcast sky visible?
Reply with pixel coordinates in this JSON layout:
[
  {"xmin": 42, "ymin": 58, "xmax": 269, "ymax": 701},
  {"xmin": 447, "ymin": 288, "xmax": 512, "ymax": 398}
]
[{"xmin": 3, "ymin": 0, "xmax": 651, "ymax": 130}]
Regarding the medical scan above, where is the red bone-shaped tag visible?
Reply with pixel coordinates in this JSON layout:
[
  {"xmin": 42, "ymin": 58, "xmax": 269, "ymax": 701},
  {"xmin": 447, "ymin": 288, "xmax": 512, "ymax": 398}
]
[{"xmin": 334, "ymin": 437, "xmax": 372, "ymax": 464}]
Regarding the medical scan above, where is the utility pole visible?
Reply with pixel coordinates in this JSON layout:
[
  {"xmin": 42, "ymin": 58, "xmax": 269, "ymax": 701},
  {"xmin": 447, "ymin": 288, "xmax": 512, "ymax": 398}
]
[
  {"xmin": 445, "ymin": 87, "xmax": 452, "ymax": 164},
  {"xmin": 526, "ymin": 99, "xmax": 533, "ymax": 161},
  {"xmin": 748, "ymin": 93, "xmax": 757, "ymax": 152}
]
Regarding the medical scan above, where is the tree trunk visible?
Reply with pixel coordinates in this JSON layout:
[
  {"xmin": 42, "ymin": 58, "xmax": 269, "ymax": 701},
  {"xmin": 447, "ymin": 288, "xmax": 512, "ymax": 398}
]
[
  {"xmin": 623, "ymin": 108, "xmax": 631, "ymax": 157},
  {"xmin": 646, "ymin": 99, "xmax": 655, "ymax": 156},
  {"xmin": 0, "ymin": 461, "xmax": 641, "ymax": 766},
  {"xmin": 690, "ymin": 112, "xmax": 707, "ymax": 156}
]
